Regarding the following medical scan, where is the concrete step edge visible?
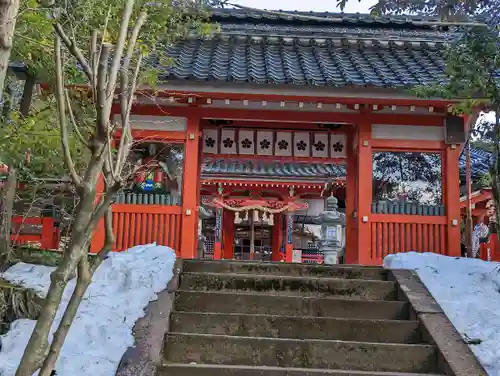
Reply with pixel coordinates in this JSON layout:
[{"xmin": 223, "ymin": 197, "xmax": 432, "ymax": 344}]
[
  {"xmin": 165, "ymin": 332, "xmax": 434, "ymax": 349},
  {"xmin": 183, "ymin": 260, "xmax": 386, "ymax": 270},
  {"xmin": 181, "ymin": 272, "xmax": 395, "ymax": 285},
  {"xmin": 174, "ymin": 289, "xmax": 407, "ymax": 304},
  {"xmin": 159, "ymin": 363, "xmax": 444, "ymax": 376},
  {"xmin": 169, "ymin": 310, "xmax": 418, "ymax": 325}
]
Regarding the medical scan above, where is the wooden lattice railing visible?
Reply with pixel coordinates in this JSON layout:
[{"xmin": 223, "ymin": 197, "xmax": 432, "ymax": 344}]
[
  {"xmin": 110, "ymin": 204, "xmax": 182, "ymax": 252},
  {"xmin": 369, "ymin": 214, "xmax": 448, "ymax": 264}
]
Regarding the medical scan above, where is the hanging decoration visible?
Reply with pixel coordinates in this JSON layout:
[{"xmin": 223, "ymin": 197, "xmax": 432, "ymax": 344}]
[
  {"xmin": 268, "ymin": 213, "xmax": 274, "ymax": 226},
  {"xmin": 202, "ymin": 197, "xmax": 308, "ymax": 214},
  {"xmin": 253, "ymin": 210, "xmax": 259, "ymax": 222}
]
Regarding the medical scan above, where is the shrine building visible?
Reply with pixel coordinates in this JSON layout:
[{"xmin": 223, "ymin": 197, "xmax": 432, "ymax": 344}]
[{"xmin": 92, "ymin": 8, "xmax": 475, "ymax": 265}]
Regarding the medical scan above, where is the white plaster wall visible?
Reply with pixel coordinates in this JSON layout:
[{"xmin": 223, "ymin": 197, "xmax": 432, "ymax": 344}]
[
  {"xmin": 371, "ymin": 124, "xmax": 444, "ymax": 141},
  {"xmin": 112, "ymin": 115, "xmax": 187, "ymax": 131},
  {"xmin": 295, "ymin": 199, "xmax": 325, "ymax": 216}
]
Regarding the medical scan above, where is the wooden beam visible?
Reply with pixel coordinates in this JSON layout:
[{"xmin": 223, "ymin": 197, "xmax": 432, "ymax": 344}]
[{"xmin": 130, "ymin": 104, "xmax": 446, "ymax": 127}]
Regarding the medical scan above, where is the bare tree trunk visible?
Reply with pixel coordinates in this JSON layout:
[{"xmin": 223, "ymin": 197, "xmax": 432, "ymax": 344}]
[
  {"xmin": 38, "ymin": 208, "xmax": 114, "ymax": 376},
  {"xmin": 0, "ymin": 168, "xmax": 16, "ymax": 267},
  {"xmin": 15, "ymin": 190, "xmax": 98, "ymax": 375},
  {"xmin": 0, "ymin": 0, "xmax": 20, "ymax": 98},
  {"xmin": 17, "ymin": 0, "xmax": 146, "ymax": 372},
  {"xmin": 38, "ymin": 257, "xmax": 92, "ymax": 376}
]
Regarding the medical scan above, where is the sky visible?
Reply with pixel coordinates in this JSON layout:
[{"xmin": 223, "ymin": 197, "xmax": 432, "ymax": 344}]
[{"xmin": 231, "ymin": 0, "xmax": 378, "ymax": 13}]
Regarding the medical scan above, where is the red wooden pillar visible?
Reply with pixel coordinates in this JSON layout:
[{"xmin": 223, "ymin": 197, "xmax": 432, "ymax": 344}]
[
  {"xmin": 180, "ymin": 115, "xmax": 201, "ymax": 259},
  {"xmin": 272, "ymin": 214, "xmax": 283, "ymax": 261},
  {"xmin": 223, "ymin": 211, "xmax": 235, "ymax": 259},
  {"xmin": 41, "ymin": 217, "xmax": 57, "ymax": 250},
  {"xmin": 445, "ymin": 145, "xmax": 461, "ymax": 257},
  {"xmin": 345, "ymin": 129, "xmax": 357, "ymax": 264},
  {"xmin": 90, "ymin": 175, "xmax": 106, "ymax": 253},
  {"xmin": 355, "ymin": 118, "xmax": 373, "ymax": 265},
  {"xmin": 285, "ymin": 213, "xmax": 294, "ymax": 262},
  {"xmin": 213, "ymin": 207, "xmax": 223, "ymax": 260}
]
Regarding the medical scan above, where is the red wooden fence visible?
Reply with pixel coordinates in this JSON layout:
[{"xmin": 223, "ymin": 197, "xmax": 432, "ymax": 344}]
[
  {"xmin": 110, "ymin": 204, "xmax": 182, "ymax": 252},
  {"xmin": 370, "ymin": 214, "xmax": 448, "ymax": 264},
  {"xmin": 480, "ymin": 233, "xmax": 500, "ymax": 262},
  {"xmin": 11, "ymin": 216, "xmax": 60, "ymax": 250}
]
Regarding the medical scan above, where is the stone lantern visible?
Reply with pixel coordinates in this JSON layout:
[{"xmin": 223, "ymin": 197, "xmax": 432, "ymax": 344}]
[{"xmin": 318, "ymin": 195, "xmax": 346, "ymax": 264}]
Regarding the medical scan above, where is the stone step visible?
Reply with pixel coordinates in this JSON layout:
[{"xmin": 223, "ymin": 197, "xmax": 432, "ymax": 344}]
[
  {"xmin": 163, "ymin": 333, "xmax": 439, "ymax": 374},
  {"xmin": 182, "ymin": 260, "xmax": 388, "ymax": 280},
  {"xmin": 174, "ymin": 291, "xmax": 409, "ymax": 320},
  {"xmin": 169, "ymin": 312, "xmax": 421, "ymax": 344},
  {"xmin": 180, "ymin": 272, "xmax": 398, "ymax": 300},
  {"xmin": 157, "ymin": 363, "xmax": 445, "ymax": 376}
]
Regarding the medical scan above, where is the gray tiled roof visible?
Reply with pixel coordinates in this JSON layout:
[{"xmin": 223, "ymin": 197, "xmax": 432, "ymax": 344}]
[
  {"xmin": 201, "ymin": 159, "xmax": 345, "ymax": 180},
  {"xmin": 200, "ymin": 147, "xmax": 489, "ymax": 182},
  {"xmin": 159, "ymin": 8, "xmax": 460, "ymax": 88},
  {"xmin": 459, "ymin": 148, "xmax": 493, "ymax": 179}
]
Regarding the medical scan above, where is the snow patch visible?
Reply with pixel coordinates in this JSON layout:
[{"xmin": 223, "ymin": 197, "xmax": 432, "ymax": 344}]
[
  {"xmin": 384, "ymin": 252, "xmax": 500, "ymax": 376},
  {"xmin": 0, "ymin": 243, "xmax": 176, "ymax": 376}
]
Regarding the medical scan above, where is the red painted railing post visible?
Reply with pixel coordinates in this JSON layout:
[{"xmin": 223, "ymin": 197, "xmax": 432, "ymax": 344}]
[
  {"xmin": 491, "ymin": 233, "xmax": 499, "ymax": 262},
  {"xmin": 41, "ymin": 217, "xmax": 56, "ymax": 249}
]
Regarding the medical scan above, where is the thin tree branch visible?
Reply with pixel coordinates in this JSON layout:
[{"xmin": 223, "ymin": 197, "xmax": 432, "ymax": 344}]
[
  {"xmin": 104, "ymin": 0, "xmax": 135, "ymax": 119},
  {"xmin": 115, "ymin": 54, "xmax": 143, "ymax": 177},
  {"xmin": 64, "ymin": 90, "xmax": 90, "ymax": 149},
  {"xmin": 90, "ymin": 29, "xmax": 98, "ymax": 103},
  {"xmin": 53, "ymin": 23, "xmax": 93, "ymax": 80},
  {"xmin": 118, "ymin": 10, "xmax": 147, "ymax": 143},
  {"xmin": 95, "ymin": 44, "xmax": 111, "ymax": 139},
  {"xmin": 55, "ymin": 35, "xmax": 82, "ymax": 188}
]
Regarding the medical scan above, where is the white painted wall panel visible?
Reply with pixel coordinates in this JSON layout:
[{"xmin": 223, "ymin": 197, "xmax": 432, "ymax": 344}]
[
  {"xmin": 202, "ymin": 129, "xmax": 218, "ymax": 154},
  {"xmin": 293, "ymin": 132, "xmax": 311, "ymax": 157},
  {"xmin": 257, "ymin": 131, "xmax": 274, "ymax": 156},
  {"xmin": 371, "ymin": 124, "xmax": 444, "ymax": 141},
  {"xmin": 330, "ymin": 134, "xmax": 347, "ymax": 158},
  {"xmin": 114, "ymin": 115, "xmax": 187, "ymax": 131},
  {"xmin": 312, "ymin": 133, "xmax": 329, "ymax": 158},
  {"xmin": 238, "ymin": 130, "xmax": 255, "ymax": 155},
  {"xmin": 220, "ymin": 129, "xmax": 237, "ymax": 154},
  {"xmin": 275, "ymin": 132, "xmax": 292, "ymax": 156}
]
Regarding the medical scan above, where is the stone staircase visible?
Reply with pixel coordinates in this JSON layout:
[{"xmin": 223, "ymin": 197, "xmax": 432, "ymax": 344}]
[{"xmin": 157, "ymin": 260, "xmax": 446, "ymax": 376}]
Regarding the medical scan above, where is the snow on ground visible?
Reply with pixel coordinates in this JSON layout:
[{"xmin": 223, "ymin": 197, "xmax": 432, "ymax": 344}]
[
  {"xmin": 0, "ymin": 243, "xmax": 176, "ymax": 376},
  {"xmin": 384, "ymin": 252, "xmax": 500, "ymax": 376}
]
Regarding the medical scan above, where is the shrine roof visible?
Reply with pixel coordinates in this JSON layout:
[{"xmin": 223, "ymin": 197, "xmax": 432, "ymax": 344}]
[
  {"xmin": 201, "ymin": 158, "xmax": 346, "ymax": 181},
  {"xmin": 199, "ymin": 147, "xmax": 488, "ymax": 183},
  {"xmin": 159, "ymin": 8, "xmax": 464, "ymax": 88},
  {"xmin": 459, "ymin": 148, "xmax": 492, "ymax": 180}
]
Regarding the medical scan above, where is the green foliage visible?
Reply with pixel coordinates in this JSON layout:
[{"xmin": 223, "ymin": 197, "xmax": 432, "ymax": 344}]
[
  {"xmin": 338, "ymin": 0, "xmax": 496, "ymax": 21},
  {"xmin": 479, "ymin": 172, "xmax": 492, "ymax": 187},
  {"xmin": 12, "ymin": 0, "xmax": 55, "ymax": 80},
  {"xmin": 0, "ymin": 96, "xmax": 89, "ymax": 182},
  {"xmin": 411, "ymin": 27, "xmax": 499, "ymax": 109}
]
